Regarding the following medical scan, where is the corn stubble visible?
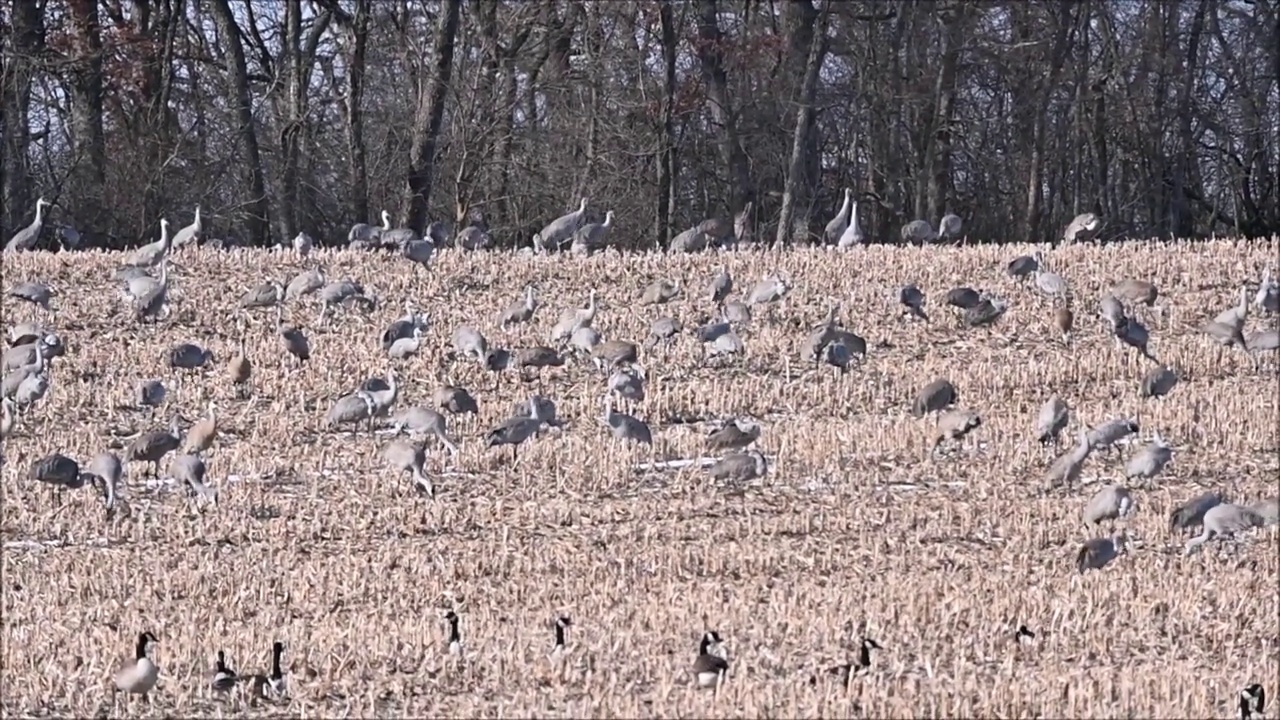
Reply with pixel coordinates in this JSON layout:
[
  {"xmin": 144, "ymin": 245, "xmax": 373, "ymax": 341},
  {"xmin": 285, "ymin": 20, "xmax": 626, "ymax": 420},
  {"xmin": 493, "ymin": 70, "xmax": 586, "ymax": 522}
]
[{"xmin": 1, "ymin": 240, "xmax": 1276, "ymax": 718}]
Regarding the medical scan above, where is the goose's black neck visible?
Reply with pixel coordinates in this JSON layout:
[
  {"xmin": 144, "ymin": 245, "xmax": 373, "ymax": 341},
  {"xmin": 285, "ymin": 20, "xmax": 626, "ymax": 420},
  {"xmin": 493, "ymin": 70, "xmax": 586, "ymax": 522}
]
[
  {"xmin": 858, "ymin": 640, "xmax": 877, "ymax": 668},
  {"xmin": 699, "ymin": 635, "xmax": 714, "ymax": 655},
  {"xmin": 448, "ymin": 615, "xmax": 461, "ymax": 644},
  {"xmin": 135, "ymin": 633, "xmax": 149, "ymax": 660},
  {"xmin": 270, "ymin": 642, "xmax": 284, "ymax": 679},
  {"xmin": 215, "ymin": 650, "xmax": 228, "ymax": 672},
  {"xmin": 553, "ymin": 623, "xmax": 566, "ymax": 648}
]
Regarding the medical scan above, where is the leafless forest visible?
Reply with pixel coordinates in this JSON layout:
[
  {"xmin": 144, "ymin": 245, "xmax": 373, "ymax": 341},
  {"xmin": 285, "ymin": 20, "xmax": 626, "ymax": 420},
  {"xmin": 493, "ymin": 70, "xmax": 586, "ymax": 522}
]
[{"xmin": 2, "ymin": 0, "xmax": 1279, "ymax": 250}]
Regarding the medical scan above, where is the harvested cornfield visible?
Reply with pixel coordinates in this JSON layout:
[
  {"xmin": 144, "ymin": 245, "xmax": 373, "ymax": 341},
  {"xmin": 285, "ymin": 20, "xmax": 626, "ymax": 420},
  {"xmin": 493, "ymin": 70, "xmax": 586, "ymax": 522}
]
[{"xmin": 2, "ymin": 240, "xmax": 1277, "ymax": 718}]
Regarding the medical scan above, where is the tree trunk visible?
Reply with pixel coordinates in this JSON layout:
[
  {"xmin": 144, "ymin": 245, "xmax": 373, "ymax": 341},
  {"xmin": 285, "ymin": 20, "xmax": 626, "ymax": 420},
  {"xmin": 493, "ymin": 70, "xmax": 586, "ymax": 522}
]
[
  {"xmin": 210, "ymin": 0, "xmax": 270, "ymax": 246},
  {"xmin": 402, "ymin": 0, "xmax": 462, "ymax": 233},
  {"xmin": 66, "ymin": 0, "xmax": 107, "ymax": 227},
  {"xmin": 776, "ymin": 1, "xmax": 829, "ymax": 246},
  {"xmin": 1022, "ymin": 2, "xmax": 1075, "ymax": 241},
  {"xmin": 923, "ymin": 5, "xmax": 967, "ymax": 225},
  {"xmin": 656, "ymin": 0, "xmax": 679, "ymax": 249},
  {"xmin": 2, "ymin": 0, "xmax": 43, "ymax": 238},
  {"xmin": 694, "ymin": 0, "xmax": 753, "ymax": 214},
  {"xmin": 1170, "ymin": 0, "xmax": 1207, "ymax": 237},
  {"xmin": 343, "ymin": 0, "xmax": 371, "ymax": 231}
]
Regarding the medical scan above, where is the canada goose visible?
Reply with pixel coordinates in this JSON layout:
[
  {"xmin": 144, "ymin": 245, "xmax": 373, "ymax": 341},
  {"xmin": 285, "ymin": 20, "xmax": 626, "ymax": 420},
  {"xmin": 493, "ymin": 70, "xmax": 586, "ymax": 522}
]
[
  {"xmin": 898, "ymin": 285, "xmax": 928, "ymax": 321},
  {"xmin": 327, "ymin": 391, "xmax": 377, "ymax": 432},
  {"xmin": 389, "ymin": 406, "xmax": 459, "ymax": 455},
  {"xmin": 1083, "ymin": 484, "xmax": 1136, "ymax": 529},
  {"xmin": 1140, "ymin": 365, "xmax": 1178, "ymax": 399},
  {"xmin": 445, "ymin": 611, "xmax": 463, "ymax": 656},
  {"xmin": 183, "ymin": 402, "xmax": 218, "ymax": 453},
  {"xmin": 691, "ymin": 631, "xmax": 729, "ymax": 688},
  {"xmin": 933, "ymin": 409, "xmax": 981, "ymax": 450},
  {"xmin": 1035, "ymin": 395, "xmax": 1070, "ymax": 445},
  {"xmin": 600, "ymin": 396, "xmax": 652, "ymax": 445},
  {"xmin": 168, "ymin": 343, "xmax": 214, "ymax": 370},
  {"xmin": 549, "ymin": 616, "xmax": 572, "ymax": 660},
  {"xmin": 705, "ymin": 328, "xmax": 744, "ymax": 361},
  {"xmin": 1077, "ymin": 530, "xmax": 1127, "ymax": 572},
  {"xmin": 1086, "ymin": 418, "xmax": 1139, "ymax": 453},
  {"xmin": 708, "ymin": 449, "xmax": 768, "ymax": 483},
  {"xmin": 1124, "ymin": 432, "xmax": 1172, "ymax": 485},
  {"xmin": 1240, "ymin": 683, "xmax": 1266, "ymax": 720},
  {"xmin": 210, "ymin": 650, "xmax": 238, "ymax": 692},
  {"xmin": 434, "ymin": 385, "xmax": 478, "ymax": 415},
  {"xmin": 1014, "ymin": 625, "xmax": 1036, "ymax": 643},
  {"xmin": 911, "ymin": 378, "xmax": 958, "ymax": 418},
  {"xmin": 1170, "ymin": 492, "xmax": 1224, "ymax": 534},
  {"xmin": 1184, "ymin": 503, "xmax": 1267, "ymax": 555},
  {"xmin": 946, "ymin": 287, "xmax": 982, "ymax": 310},
  {"xmin": 641, "ymin": 279, "xmax": 682, "ymax": 305},
  {"xmin": 708, "ymin": 267, "xmax": 732, "ymax": 305},
  {"xmin": 707, "ymin": 417, "xmax": 761, "ymax": 450},
  {"xmin": 239, "ymin": 281, "xmax": 285, "ymax": 309},
  {"xmin": 813, "ymin": 638, "xmax": 882, "ymax": 688},
  {"xmin": 125, "ymin": 417, "xmax": 183, "ymax": 475},
  {"xmin": 499, "ymin": 285, "xmax": 538, "ymax": 326},
  {"xmin": 382, "ymin": 439, "xmax": 435, "ymax": 496},
  {"xmin": 1044, "ymin": 429, "xmax": 1092, "ymax": 489},
  {"xmin": 114, "ymin": 631, "xmax": 160, "ymax": 696},
  {"xmin": 248, "ymin": 641, "xmax": 287, "ymax": 698}
]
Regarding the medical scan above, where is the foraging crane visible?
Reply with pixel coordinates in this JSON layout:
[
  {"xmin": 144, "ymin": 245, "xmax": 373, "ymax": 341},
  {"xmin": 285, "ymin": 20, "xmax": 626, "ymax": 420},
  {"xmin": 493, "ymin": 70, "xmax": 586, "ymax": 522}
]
[
  {"xmin": 170, "ymin": 206, "xmax": 203, "ymax": 248},
  {"xmin": 285, "ymin": 266, "xmax": 325, "ymax": 300},
  {"xmin": 401, "ymin": 237, "xmax": 434, "ymax": 267},
  {"xmin": 486, "ymin": 396, "xmax": 547, "ymax": 462},
  {"xmin": 746, "ymin": 273, "xmax": 790, "ymax": 306},
  {"xmin": 570, "ymin": 210, "xmax": 614, "ymax": 255},
  {"xmin": 381, "ymin": 304, "xmax": 426, "ymax": 351},
  {"xmin": 389, "ymin": 406, "xmax": 459, "ymax": 456},
  {"xmin": 1086, "ymin": 418, "xmax": 1139, "ymax": 454},
  {"xmin": 1083, "ymin": 485, "xmax": 1136, "ymax": 529},
  {"xmin": 708, "ymin": 267, "xmax": 732, "ymax": 305},
  {"xmin": 900, "ymin": 219, "xmax": 935, "ymax": 245},
  {"xmin": 1044, "ymin": 429, "xmax": 1092, "ymax": 488},
  {"xmin": 608, "ymin": 365, "xmax": 646, "ymax": 402},
  {"xmin": 127, "ymin": 219, "xmax": 172, "ymax": 268},
  {"xmin": 8, "ymin": 281, "xmax": 53, "ymax": 311},
  {"xmin": 1170, "ymin": 492, "xmax": 1224, "ymax": 534},
  {"xmin": 1124, "ymin": 431, "xmax": 1172, "ymax": 485},
  {"xmin": 964, "ymin": 296, "xmax": 1009, "ymax": 327},
  {"xmin": 378, "ymin": 210, "xmax": 419, "ymax": 247},
  {"xmin": 823, "ymin": 188, "xmax": 853, "ymax": 245},
  {"xmin": 932, "ymin": 409, "xmax": 982, "ymax": 450},
  {"xmin": 1254, "ymin": 265, "xmax": 1278, "ymax": 313},
  {"xmin": 498, "ymin": 286, "xmax": 538, "ymax": 327},
  {"xmin": 946, "ymin": 287, "xmax": 982, "ymax": 310},
  {"xmin": 1184, "ymin": 503, "xmax": 1267, "ymax": 555},
  {"xmin": 549, "ymin": 291, "xmax": 598, "ymax": 345},
  {"xmin": 600, "ymin": 396, "xmax": 652, "ymax": 445},
  {"xmin": 1139, "ymin": 365, "xmax": 1178, "ymax": 398},
  {"xmin": 1114, "ymin": 316, "xmax": 1157, "ymax": 362},
  {"xmin": 836, "ymin": 201, "xmax": 864, "ymax": 248},
  {"xmin": 1062, "ymin": 213, "xmax": 1102, "ymax": 244},
  {"xmin": 125, "ymin": 417, "xmax": 183, "ymax": 476},
  {"xmin": 239, "ymin": 281, "xmax": 285, "ymax": 309},
  {"xmin": 641, "ymin": 279, "xmax": 681, "ymax": 305},
  {"xmin": 707, "ymin": 418, "xmax": 761, "ymax": 451},
  {"xmin": 534, "ymin": 197, "xmax": 589, "ymax": 253},
  {"xmin": 800, "ymin": 305, "xmax": 839, "ymax": 362},
  {"xmin": 1007, "ymin": 254, "xmax": 1039, "ymax": 283},
  {"xmin": 452, "ymin": 325, "xmax": 489, "ymax": 364},
  {"xmin": 382, "ymin": 439, "xmax": 435, "ymax": 496},
  {"xmin": 348, "ymin": 216, "xmax": 382, "ymax": 246},
  {"xmin": 170, "ymin": 453, "xmax": 217, "ymax": 503},
  {"xmin": 28, "ymin": 452, "xmax": 89, "ymax": 502},
  {"xmin": 456, "ymin": 222, "xmax": 492, "ymax": 250},
  {"xmin": 709, "ymin": 450, "xmax": 768, "ymax": 483},
  {"xmin": 1098, "ymin": 293, "xmax": 1126, "ymax": 332},
  {"xmin": 1033, "ymin": 257, "xmax": 1070, "ymax": 299},
  {"xmin": 668, "ymin": 225, "xmax": 709, "ymax": 253},
  {"xmin": 4, "ymin": 197, "xmax": 51, "ymax": 253},
  {"xmin": 168, "ymin": 343, "xmax": 214, "ymax": 370},
  {"xmin": 327, "ymin": 390, "xmax": 377, "ymax": 433},
  {"xmin": 1077, "ymin": 531, "xmax": 1127, "ymax": 572},
  {"xmin": 1035, "ymin": 395, "xmax": 1070, "ymax": 445},
  {"xmin": 898, "ymin": 284, "xmax": 928, "ymax": 321},
  {"xmin": 937, "ymin": 214, "xmax": 963, "ymax": 242},
  {"xmin": 644, "ymin": 317, "xmax": 683, "ymax": 350},
  {"xmin": 912, "ymin": 379, "xmax": 958, "ymax": 417},
  {"xmin": 434, "ymin": 386, "xmax": 478, "ymax": 415}
]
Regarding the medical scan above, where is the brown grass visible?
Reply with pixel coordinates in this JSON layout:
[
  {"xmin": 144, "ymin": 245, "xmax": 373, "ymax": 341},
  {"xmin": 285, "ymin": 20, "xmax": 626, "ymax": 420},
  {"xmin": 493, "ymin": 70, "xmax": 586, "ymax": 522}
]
[{"xmin": 2, "ymin": 240, "xmax": 1278, "ymax": 718}]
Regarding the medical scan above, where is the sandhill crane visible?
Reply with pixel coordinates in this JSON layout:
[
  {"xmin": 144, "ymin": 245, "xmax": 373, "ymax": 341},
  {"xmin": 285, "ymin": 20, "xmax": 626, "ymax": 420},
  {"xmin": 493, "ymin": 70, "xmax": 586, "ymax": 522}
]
[
  {"xmin": 1184, "ymin": 503, "xmax": 1267, "ymax": 555},
  {"xmin": 1086, "ymin": 417, "xmax": 1139, "ymax": 453},
  {"xmin": 1035, "ymin": 396, "xmax": 1070, "ymax": 445},
  {"xmin": 1169, "ymin": 492, "xmax": 1223, "ymax": 534},
  {"xmin": 600, "ymin": 396, "xmax": 652, "ymax": 444},
  {"xmin": 318, "ymin": 279, "xmax": 367, "ymax": 323},
  {"xmin": 434, "ymin": 386, "xmax": 478, "ymax": 415},
  {"xmin": 1033, "ymin": 260, "xmax": 1070, "ymax": 299},
  {"xmin": 122, "ymin": 259, "xmax": 169, "ymax": 303},
  {"xmin": 452, "ymin": 325, "xmax": 488, "ymax": 364},
  {"xmin": 1, "ymin": 398, "xmax": 14, "ymax": 438},
  {"xmin": 568, "ymin": 327, "xmax": 602, "ymax": 355},
  {"xmin": 706, "ymin": 328, "xmax": 744, "ymax": 361},
  {"xmin": 550, "ymin": 291, "xmax": 598, "ymax": 345},
  {"xmin": 801, "ymin": 305, "xmax": 839, "ymax": 362},
  {"xmin": 456, "ymin": 222, "xmax": 492, "ymax": 250},
  {"xmin": 239, "ymin": 281, "xmax": 284, "ymax": 309},
  {"xmin": 169, "ymin": 343, "xmax": 214, "ymax": 370},
  {"xmin": 228, "ymin": 335, "xmax": 251, "ymax": 397},
  {"xmin": 946, "ymin": 287, "xmax": 982, "ymax": 310},
  {"xmin": 964, "ymin": 297, "xmax": 1009, "ymax": 327},
  {"xmin": 1113, "ymin": 278, "xmax": 1158, "ymax": 312},
  {"xmin": 608, "ymin": 366, "xmax": 646, "ymax": 402},
  {"xmin": 534, "ymin": 198, "xmax": 589, "ymax": 253},
  {"xmin": 821, "ymin": 333, "xmax": 862, "ymax": 373},
  {"xmin": 183, "ymin": 403, "xmax": 218, "ymax": 454},
  {"xmin": 125, "ymin": 417, "xmax": 182, "ymax": 476},
  {"xmin": 933, "ymin": 409, "xmax": 981, "ymax": 450},
  {"xmin": 3, "ymin": 334, "xmax": 61, "ymax": 373},
  {"xmin": 733, "ymin": 202, "xmax": 755, "ymax": 245},
  {"xmin": 707, "ymin": 417, "xmax": 761, "ymax": 450},
  {"xmin": 13, "ymin": 363, "xmax": 50, "ymax": 410},
  {"xmin": 401, "ymin": 237, "xmax": 434, "ymax": 267},
  {"xmin": 87, "ymin": 452, "xmax": 123, "ymax": 513},
  {"xmin": 8, "ymin": 322, "xmax": 46, "ymax": 346},
  {"xmin": 1139, "ymin": 365, "xmax": 1178, "ymax": 398},
  {"xmin": 1054, "ymin": 303, "xmax": 1073, "ymax": 343},
  {"xmin": 747, "ymin": 273, "xmax": 790, "ymax": 306},
  {"xmin": 1, "ymin": 343, "xmax": 46, "ymax": 401},
  {"xmin": 390, "ymin": 406, "xmax": 460, "ymax": 452},
  {"xmin": 8, "ymin": 281, "xmax": 53, "ymax": 311},
  {"xmin": 1062, "ymin": 213, "xmax": 1102, "ymax": 244},
  {"xmin": 127, "ymin": 219, "xmax": 172, "ymax": 267},
  {"xmin": 276, "ymin": 307, "xmax": 310, "ymax": 365},
  {"xmin": 133, "ymin": 379, "xmax": 166, "ymax": 412},
  {"xmin": 285, "ymin": 266, "xmax": 325, "ymax": 300},
  {"xmin": 824, "ymin": 189, "xmax": 853, "ymax": 244},
  {"xmin": 592, "ymin": 340, "xmax": 638, "ymax": 370},
  {"xmin": 499, "ymin": 286, "xmax": 537, "ymax": 327},
  {"xmin": 376, "ymin": 210, "xmax": 419, "ymax": 247},
  {"xmin": 1077, "ymin": 530, "xmax": 1127, "ymax": 572},
  {"xmin": 1203, "ymin": 289, "xmax": 1248, "ymax": 347},
  {"xmin": 1254, "ymin": 266, "xmax": 1278, "ymax": 313},
  {"xmin": 327, "ymin": 390, "xmax": 376, "ymax": 432},
  {"xmin": 570, "ymin": 210, "xmax": 614, "ymax": 254},
  {"xmin": 898, "ymin": 285, "xmax": 928, "ymax": 321},
  {"xmin": 293, "ymin": 232, "xmax": 313, "ymax": 257},
  {"xmin": 1098, "ymin": 293, "xmax": 1126, "ymax": 332},
  {"xmin": 381, "ymin": 304, "xmax": 426, "ymax": 351},
  {"xmin": 641, "ymin": 279, "xmax": 681, "ymax": 305},
  {"xmin": 708, "ymin": 267, "xmax": 733, "ymax": 305},
  {"xmin": 170, "ymin": 206, "xmax": 203, "ymax": 248},
  {"xmin": 1007, "ymin": 254, "xmax": 1038, "ymax": 282},
  {"xmin": 900, "ymin": 219, "xmax": 935, "ymax": 245},
  {"xmin": 912, "ymin": 379, "xmax": 957, "ymax": 417},
  {"xmin": 938, "ymin": 214, "xmax": 963, "ymax": 242},
  {"xmin": 1124, "ymin": 431, "xmax": 1172, "ymax": 485},
  {"xmin": 134, "ymin": 275, "xmax": 170, "ymax": 323},
  {"xmin": 5, "ymin": 197, "xmax": 51, "ymax": 253},
  {"xmin": 382, "ymin": 439, "xmax": 435, "ymax": 496},
  {"xmin": 668, "ymin": 225, "xmax": 708, "ymax": 253},
  {"xmin": 1044, "ymin": 429, "xmax": 1092, "ymax": 488},
  {"xmin": 388, "ymin": 327, "xmax": 424, "ymax": 359},
  {"xmin": 487, "ymin": 397, "xmax": 546, "ymax": 462},
  {"xmin": 170, "ymin": 453, "xmax": 217, "ymax": 503},
  {"xmin": 1083, "ymin": 485, "xmax": 1136, "ymax": 529},
  {"xmin": 709, "ymin": 450, "xmax": 767, "ymax": 483},
  {"xmin": 28, "ymin": 452, "xmax": 88, "ymax": 502},
  {"xmin": 837, "ymin": 201, "xmax": 864, "ymax": 248},
  {"xmin": 722, "ymin": 301, "xmax": 751, "ymax": 324},
  {"xmin": 1251, "ymin": 498, "xmax": 1278, "ymax": 526},
  {"xmin": 348, "ymin": 216, "xmax": 381, "ymax": 245},
  {"xmin": 697, "ymin": 216, "xmax": 735, "ymax": 247},
  {"xmin": 1114, "ymin": 316, "xmax": 1157, "ymax": 362},
  {"xmin": 56, "ymin": 223, "xmax": 80, "ymax": 249},
  {"xmin": 644, "ymin": 317, "xmax": 683, "ymax": 350}
]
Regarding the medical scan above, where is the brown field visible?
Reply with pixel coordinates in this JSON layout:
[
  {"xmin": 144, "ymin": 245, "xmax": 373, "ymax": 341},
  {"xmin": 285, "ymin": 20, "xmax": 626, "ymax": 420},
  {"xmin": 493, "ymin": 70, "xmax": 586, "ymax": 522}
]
[{"xmin": 2, "ymin": 240, "xmax": 1278, "ymax": 718}]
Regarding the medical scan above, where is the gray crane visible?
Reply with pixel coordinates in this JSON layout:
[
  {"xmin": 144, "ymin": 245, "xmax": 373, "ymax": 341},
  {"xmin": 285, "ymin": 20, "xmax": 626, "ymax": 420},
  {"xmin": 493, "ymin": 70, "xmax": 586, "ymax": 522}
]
[
  {"xmin": 1086, "ymin": 417, "xmax": 1139, "ymax": 453},
  {"xmin": 708, "ymin": 267, "xmax": 733, "ymax": 305},
  {"xmin": 1139, "ymin": 365, "xmax": 1178, "ymax": 399},
  {"xmin": 570, "ymin": 210, "xmax": 614, "ymax": 255},
  {"xmin": 125, "ymin": 417, "xmax": 182, "ymax": 476},
  {"xmin": 8, "ymin": 281, "xmax": 53, "ymax": 311},
  {"xmin": 824, "ymin": 188, "xmax": 853, "ymax": 244},
  {"xmin": 900, "ymin": 219, "xmax": 935, "ymax": 245},
  {"xmin": 388, "ymin": 327, "xmax": 424, "ymax": 359},
  {"xmin": 452, "ymin": 325, "xmax": 489, "ymax": 364},
  {"xmin": 378, "ymin": 210, "xmax": 419, "ymax": 247},
  {"xmin": 668, "ymin": 225, "xmax": 709, "ymax": 253},
  {"xmin": 1184, "ymin": 503, "xmax": 1267, "ymax": 555},
  {"xmin": 239, "ymin": 281, "xmax": 284, "ymax": 309},
  {"xmin": 1006, "ymin": 254, "xmax": 1039, "ymax": 282},
  {"xmin": 285, "ymin": 266, "xmax": 325, "ymax": 300},
  {"xmin": 170, "ymin": 453, "xmax": 217, "ymax": 503},
  {"xmin": 964, "ymin": 296, "xmax": 1009, "ymax": 327},
  {"xmin": 1099, "ymin": 293, "xmax": 1126, "ymax": 332},
  {"xmin": 1083, "ymin": 484, "xmax": 1136, "ymax": 529},
  {"xmin": 318, "ymin": 279, "xmax": 368, "ymax": 323},
  {"xmin": 549, "ymin": 291, "xmax": 598, "ymax": 345},
  {"xmin": 568, "ymin": 326, "xmax": 602, "ymax": 355},
  {"xmin": 1169, "ymin": 492, "xmax": 1223, "ymax": 533},
  {"xmin": 5, "ymin": 197, "xmax": 51, "ymax": 253},
  {"xmin": 456, "ymin": 222, "xmax": 492, "ymax": 251},
  {"xmin": 1123, "ymin": 431, "xmax": 1172, "ymax": 485},
  {"xmin": 534, "ymin": 197, "xmax": 589, "ymax": 253},
  {"xmin": 1044, "ymin": 429, "xmax": 1092, "ymax": 488},
  {"xmin": 390, "ymin": 406, "xmax": 459, "ymax": 456},
  {"xmin": 1114, "ymin": 316, "xmax": 1157, "ymax": 362},
  {"xmin": 709, "ymin": 450, "xmax": 768, "ymax": 483},
  {"xmin": 28, "ymin": 452, "xmax": 89, "ymax": 502},
  {"xmin": 169, "ymin": 343, "xmax": 214, "ymax": 370},
  {"xmin": 401, "ymin": 237, "xmax": 434, "ymax": 267},
  {"xmin": 608, "ymin": 365, "xmax": 646, "ymax": 402},
  {"xmin": 801, "ymin": 306, "xmax": 839, "ymax": 362},
  {"xmin": 382, "ymin": 439, "xmax": 434, "ymax": 496},
  {"xmin": 486, "ymin": 396, "xmax": 547, "ymax": 462},
  {"xmin": 498, "ymin": 286, "xmax": 538, "ymax": 327},
  {"xmin": 170, "ymin": 206, "xmax": 203, "ymax": 248},
  {"xmin": 327, "ymin": 390, "xmax": 376, "ymax": 432},
  {"xmin": 946, "ymin": 287, "xmax": 982, "ymax": 310},
  {"xmin": 836, "ymin": 201, "xmax": 864, "ymax": 248},
  {"xmin": 127, "ymin": 219, "xmax": 172, "ymax": 268},
  {"xmin": 434, "ymin": 386, "xmax": 478, "ymax": 415},
  {"xmin": 87, "ymin": 452, "xmax": 123, "ymax": 513},
  {"xmin": 2, "ymin": 334, "xmax": 62, "ymax": 373},
  {"xmin": 600, "ymin": 396, "xmax": 652, "ymax": 445},
  {"xmin": 1062, "ymin": 213, "xmax": 1102, "ymax": 244},
  {"xmin": 381, "ymin": 304, "xmax": 427, "ymax": 351},
  {"xmin": 1254, "ymin": 265, "xmax": 1278, "ymax": 313},
  {"xmin": 706, "ymin": 418, "xmax": 761, "ymax": 450},
  {"xmin": 898, "ymin": 284, "xmax": 927, "ymax": 321},
  {"xmin": 1033, "ymin": 257, "xmax": 1070, "ymax": 299},
  {"xmin": 933, "ymin": 409, "xmax": 981, "ymax": 450},
  {"xmin": 747, "ymin": 273, "xmax": 790, "ymax": 306},
  {"xmin": 592, "ymin": 339, "xmax": 638, "ymax": 370},
  {"xmin": 912, "ymin": 379, "xmax": 958, "ymax": 417},
  {"xmin": 277, "ymin": 308, "xmax": 311, "ymax": 365},
  {"xmin": 641, "ymin": 279, "xmax": 681, "ymax": 305},
  {"xmin": 1035, "ymin": 395, "xmax": 1070, "ymax": 445},
  {"xmin": 644, "ymin": 317, "xmax": 683, "ymax": 350},
  {"xmin": 1077, "ymin": 531, "xmax": 1127, "ymax": 572},
  {"xmin": 292, "ymin": 232, "xmax": 313, "ymax": 257}
]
